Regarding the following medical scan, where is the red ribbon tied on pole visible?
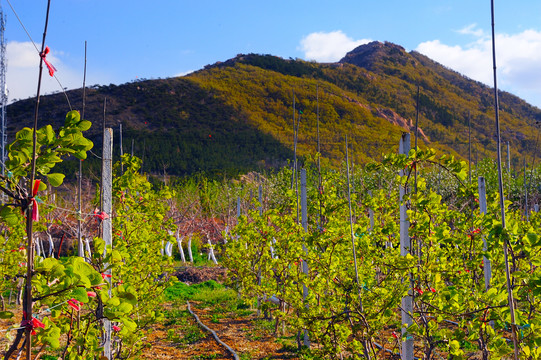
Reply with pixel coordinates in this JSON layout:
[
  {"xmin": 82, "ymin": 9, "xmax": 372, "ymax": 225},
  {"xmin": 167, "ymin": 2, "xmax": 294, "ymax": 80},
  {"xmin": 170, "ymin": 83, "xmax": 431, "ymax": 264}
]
[
  {"xmin": 31, "ymin": 180, "xmax": 40, "ymax": 221},
  {"xmin": 40, "ymin": 46, "xmax": 57, "ymax": 77}
]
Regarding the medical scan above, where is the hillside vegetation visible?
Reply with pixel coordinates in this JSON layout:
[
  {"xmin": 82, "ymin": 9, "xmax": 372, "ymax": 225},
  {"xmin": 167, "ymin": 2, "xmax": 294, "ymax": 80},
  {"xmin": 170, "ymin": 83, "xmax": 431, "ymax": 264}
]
[{"xmin": 7, "ymin": 41, "xmax": 541, "ymax": 178}]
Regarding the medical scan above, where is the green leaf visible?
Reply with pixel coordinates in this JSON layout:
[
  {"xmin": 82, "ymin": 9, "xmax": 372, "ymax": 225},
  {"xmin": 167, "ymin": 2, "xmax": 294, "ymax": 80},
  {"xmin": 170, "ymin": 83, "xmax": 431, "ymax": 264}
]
[
  {"xmin": 40, "ymin": 124, "xmax": 55, "ymax": 143},
  {"xmin": 15, "ymin": 127, "xmax": 33, "ymax": 141},
  {"xmin": 34, "ymin": 257, "xmax": 58, "ymax": 272},
  {"xmin": 47, "ymin": 173, "xmax": 65, "ymax": 187},
  {"xmin": 65, "ymin": 110, "xmax": 81, "ymax": 127},
  {"xmin": 71, "ymin": 287, "xmax": 89, "ymax": 303},
  {"xmin": 120, "ymin": 317, "xmax": 137, "ymax": 332},
  {"xmin": 0, "ymin": 206, "xmax": 20, "ymax": 226},
  {"xmin": 42, "ymin": 326, "xmax": 61, "ymax": 348},
  {"xmin": 117, "ymin": 301, "xmax": 133, "ymax": 313},
  {"xmin": 37, "ymin": 180, "xmax": 48, "ymax": 192},
  {"xmin": 77, "ymin": 120, "xmax": 92, "ymax": 131}
]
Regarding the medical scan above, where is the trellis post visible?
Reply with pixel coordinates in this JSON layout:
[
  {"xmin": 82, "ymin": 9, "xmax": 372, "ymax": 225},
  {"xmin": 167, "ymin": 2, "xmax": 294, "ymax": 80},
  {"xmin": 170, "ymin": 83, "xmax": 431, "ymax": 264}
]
[
  {"xmin": 399, "ymin": 133, "xmax": 413, "ymax": 360},
  {"xmin": 478, "ymin": 177, "xmax": 492, "ymax": 291},
  {"xmin": 102, "ymin": 128, "xmax": 113, "ymax": 359}
]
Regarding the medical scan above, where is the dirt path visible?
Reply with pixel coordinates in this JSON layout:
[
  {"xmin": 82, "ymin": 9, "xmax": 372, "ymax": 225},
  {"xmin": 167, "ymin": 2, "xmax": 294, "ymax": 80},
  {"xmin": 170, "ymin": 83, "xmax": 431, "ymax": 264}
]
[{"xmin": 138, "ymin": 299, "xmax": 299, "ymax": 360}]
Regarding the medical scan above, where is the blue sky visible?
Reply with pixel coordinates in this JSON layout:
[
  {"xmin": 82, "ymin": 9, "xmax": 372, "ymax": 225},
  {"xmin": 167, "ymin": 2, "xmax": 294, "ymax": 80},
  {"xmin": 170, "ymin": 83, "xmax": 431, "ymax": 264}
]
[{"xmin": 4, "ymin": 0, "xmax": 541, "ymax": 108}]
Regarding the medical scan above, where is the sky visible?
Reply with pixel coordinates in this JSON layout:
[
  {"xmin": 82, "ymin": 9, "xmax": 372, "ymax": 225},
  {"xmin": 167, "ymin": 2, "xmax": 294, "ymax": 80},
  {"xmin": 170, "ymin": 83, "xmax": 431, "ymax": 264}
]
[{"xmin": 4, "ymin": 0, "xmax": 541, "ymax": 108}]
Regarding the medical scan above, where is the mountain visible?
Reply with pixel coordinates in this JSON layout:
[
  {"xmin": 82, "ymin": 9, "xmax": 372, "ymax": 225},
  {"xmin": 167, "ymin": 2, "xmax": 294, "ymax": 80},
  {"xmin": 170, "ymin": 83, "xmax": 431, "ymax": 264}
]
[{"xmin": 6, "ymin": 41, "xmax": 541, "ymax": 179}]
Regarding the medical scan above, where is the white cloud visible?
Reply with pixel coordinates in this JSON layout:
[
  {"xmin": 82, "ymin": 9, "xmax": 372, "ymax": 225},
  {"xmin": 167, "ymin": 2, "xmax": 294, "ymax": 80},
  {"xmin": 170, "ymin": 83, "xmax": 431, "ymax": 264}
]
[
  {"xmin": 6, "ymin": 41, "xmax": 88, "ymax": 103},
  {"xmin": 456, "ymin": 23, "xmax": 485, "ymax": 37},
  {"xmin": 174, "ymin": 69, "xmax": 195, "ymax": 77},
  {"xmin": 299, "ymin": 31, "xmax": 371, "ymax": 62},
  {"xmin": 416, "ymin": 29, "xmax": 541, "ymax": 108}
]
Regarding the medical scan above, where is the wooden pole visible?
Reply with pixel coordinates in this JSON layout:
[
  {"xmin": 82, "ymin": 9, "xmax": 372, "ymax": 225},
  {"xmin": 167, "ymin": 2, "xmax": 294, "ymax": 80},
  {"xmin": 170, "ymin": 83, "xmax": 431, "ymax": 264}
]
[
  {"xmin": 101, "ymin": 128, "xmax": 113, "ymax": 359},
  {"xmin": 399, "ymin": 133, "xmax": 413, "ymax": 360}
]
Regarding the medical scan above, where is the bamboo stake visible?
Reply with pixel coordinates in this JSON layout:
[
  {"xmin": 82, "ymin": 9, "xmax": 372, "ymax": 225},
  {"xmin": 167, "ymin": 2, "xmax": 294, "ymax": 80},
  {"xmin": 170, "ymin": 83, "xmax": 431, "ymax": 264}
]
[{"xmin": 490, "ymin": 1, "xmax": 519, "ymax": 357}]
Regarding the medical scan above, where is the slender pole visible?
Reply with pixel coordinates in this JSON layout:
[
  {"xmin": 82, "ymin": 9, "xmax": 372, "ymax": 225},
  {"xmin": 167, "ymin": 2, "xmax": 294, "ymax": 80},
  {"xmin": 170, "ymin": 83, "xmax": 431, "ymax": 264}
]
[
  {"xmin": 414, "ymin": 85, "xmax": 420, "ymax": 193},
  {"xmin": 526, "ymin": 132, "xmax": 540, "ymax": 221},
  {"xmin": 26, "ymin": 2, "xmax": 52, "ymax": 358},
  {"xmin": 141, "ymin": 138, "xmax": 146, "ymax": 174},
  {"xmin": 119, "ymin": 122, "xmax": 124, "ymax": 175},
  {"xmin": 78, "ymin": 41, "xmax": 87, "ymax": 258},
  {"xmin": 100, "ymin": 98, "xmax": 107, "ymax": 209},
  {"xmin": 316, "ymin": 84, "xmax": 323, "ymax": 229},
  {"xmin": 524, "ymin": 159, "xmax": 529, "ymax": 221},
  {"xmin": 294, "ymin": 112, "xmax": 301, "ymax": 223},
  {"xmin": 468, "ymin": 112, "xmax": 472, "ymax": 185},
  {"xmin": 490, "ymin": 1, "xmax": 519, "ymax": 358},
  {"xmin": 291, "ymin": 89, "xmax": 296, "ymax": 189},
  {"xmin": 507, "ymin": 141, "xmax": 511, "ymax": 173}
]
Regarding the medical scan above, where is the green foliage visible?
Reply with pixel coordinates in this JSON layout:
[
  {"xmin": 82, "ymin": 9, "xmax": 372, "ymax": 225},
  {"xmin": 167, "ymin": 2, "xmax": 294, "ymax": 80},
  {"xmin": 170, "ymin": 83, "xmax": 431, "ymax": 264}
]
[{"xmin": 224, "ymin": 148, "xmax": 541, "ymax": 359}]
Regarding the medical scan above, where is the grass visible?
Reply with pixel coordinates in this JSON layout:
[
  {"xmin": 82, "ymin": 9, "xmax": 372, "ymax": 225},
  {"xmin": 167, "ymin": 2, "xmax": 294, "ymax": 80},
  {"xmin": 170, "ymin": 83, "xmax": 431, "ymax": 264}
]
[
  {"xmin": 40, "ymin": 356, "xmax": 57, "ymax": 360},
  {"xmin": 165, "ymin": 280, "xmax": 236, "ymax": 306},
  {"xmin": 181, "ymin": 326, "xmax": 206, "ymax": 344},
  {"xmin": 163, "ymin": 308, "xmax": 191, "ymax": 326}
]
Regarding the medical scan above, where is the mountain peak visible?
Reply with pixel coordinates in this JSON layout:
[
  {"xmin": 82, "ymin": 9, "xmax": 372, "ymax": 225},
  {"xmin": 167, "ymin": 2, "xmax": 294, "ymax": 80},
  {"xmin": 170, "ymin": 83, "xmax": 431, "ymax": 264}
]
[{"xmin": 339, "ymin": 41, "xmax": 414, "ymax": 71}]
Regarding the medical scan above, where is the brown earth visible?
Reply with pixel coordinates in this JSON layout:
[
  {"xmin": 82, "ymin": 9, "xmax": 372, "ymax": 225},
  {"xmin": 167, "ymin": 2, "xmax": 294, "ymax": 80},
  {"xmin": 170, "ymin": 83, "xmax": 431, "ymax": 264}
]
[{"xmin": 173, "ymin": 266, "xmax": 228, "ymax": 285}]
